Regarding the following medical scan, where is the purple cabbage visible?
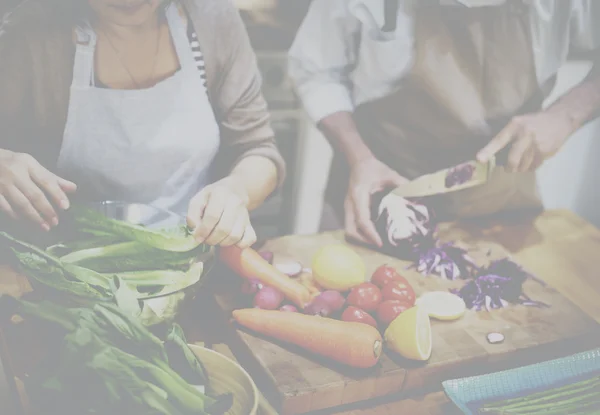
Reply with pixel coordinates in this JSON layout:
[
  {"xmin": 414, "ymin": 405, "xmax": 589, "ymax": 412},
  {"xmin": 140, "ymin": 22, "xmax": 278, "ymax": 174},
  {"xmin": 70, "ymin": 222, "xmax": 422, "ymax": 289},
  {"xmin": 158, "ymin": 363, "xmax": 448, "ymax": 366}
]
[
  {"xmin": 373, "ymin": 192, "xmax": 474, "ymax": 279},
  {"xmin": 372, "ymin": 191, "xmax": 550, "ymax": 311},
  {"xmin": 445, "ymin": 163, "xmax": 475, "ymax": 188},
  {"xmin": 410, "ymin": 241, "xmax": 477, "ymax": 280},
  {"xmin": 452, "ymin": 258, "xmax": 549, "ymax": 311},
  {"xmin": 372, "ymin": 192, "xmax": 434, "ymax": 261}
]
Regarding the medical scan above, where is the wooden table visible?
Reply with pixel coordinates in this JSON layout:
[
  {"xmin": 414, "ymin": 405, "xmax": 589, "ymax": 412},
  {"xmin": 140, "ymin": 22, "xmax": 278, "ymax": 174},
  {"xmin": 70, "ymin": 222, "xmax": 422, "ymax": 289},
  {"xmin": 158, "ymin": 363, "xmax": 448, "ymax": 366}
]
[{"xmin": 2, "ymin": 209, "xmax": 600, "ymax": 415}]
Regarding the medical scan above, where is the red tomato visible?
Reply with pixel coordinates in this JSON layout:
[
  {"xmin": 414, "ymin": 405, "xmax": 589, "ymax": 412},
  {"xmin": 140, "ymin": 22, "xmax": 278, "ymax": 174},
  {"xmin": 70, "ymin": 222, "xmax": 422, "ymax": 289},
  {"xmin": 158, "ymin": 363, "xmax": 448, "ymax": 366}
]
[
  {"xmin": 341, "ymin": 306, "xmax": 378, "ymax": 328},
  {"xmin": 346, "ymin": 283, "xmax": 382, "ymax": 312},
  {"xmin": 377, "ymin": 300, "xmax": 411, "ymax": 326},
  {"xmin": 381, "ymin": 279, "xmax": 416, "ymax": 306},
  {"xmin": 371, "ymin": 265, "xmax": 409, "ymax": 288}
]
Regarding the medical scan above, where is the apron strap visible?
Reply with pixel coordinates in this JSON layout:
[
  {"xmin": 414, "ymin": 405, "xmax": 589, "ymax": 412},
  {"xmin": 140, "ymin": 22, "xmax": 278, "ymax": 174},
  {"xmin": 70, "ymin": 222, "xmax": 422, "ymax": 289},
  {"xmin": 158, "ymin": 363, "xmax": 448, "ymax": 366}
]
[
  {"xmin": 164, "ymin": 3, "xmax": 198, "ymax": 71},
  {"xmin": 382, "ymin": 0, "xmax": 399, "ymax": 32},
  {"xmin": 72, "ymin": 25, "xmax": 97, "ymax": 88}
]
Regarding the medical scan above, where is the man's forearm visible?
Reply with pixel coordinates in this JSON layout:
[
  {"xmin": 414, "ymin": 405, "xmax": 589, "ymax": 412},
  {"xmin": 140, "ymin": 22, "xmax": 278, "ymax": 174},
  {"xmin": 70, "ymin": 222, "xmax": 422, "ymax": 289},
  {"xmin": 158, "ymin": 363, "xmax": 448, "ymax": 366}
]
[
  {"xmin": 545, "ymin": 62, "xmax": 600, "ymax": 132},
  {"xmin": 318, "ymin": 111, "xmax": 374, "ymax": 167}
]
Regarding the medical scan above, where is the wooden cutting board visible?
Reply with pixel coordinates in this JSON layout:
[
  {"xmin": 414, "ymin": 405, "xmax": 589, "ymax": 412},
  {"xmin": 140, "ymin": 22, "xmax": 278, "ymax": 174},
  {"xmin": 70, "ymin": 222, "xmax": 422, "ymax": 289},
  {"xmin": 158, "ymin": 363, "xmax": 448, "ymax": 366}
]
[{"xmin": 211, "ymin": 210, "xmax": 600, "ymax": 415}]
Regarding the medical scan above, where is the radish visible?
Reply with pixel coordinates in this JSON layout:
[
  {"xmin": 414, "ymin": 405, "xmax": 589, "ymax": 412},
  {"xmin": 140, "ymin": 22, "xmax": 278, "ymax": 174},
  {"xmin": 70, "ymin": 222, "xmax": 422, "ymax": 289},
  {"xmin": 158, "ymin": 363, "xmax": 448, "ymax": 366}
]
[
  {"xmin": 254, "ymin": 286, "xmax": 284, "ymax": 310},
  {"xmin": 317, "ymin": 290, "xmax": 346, "ymax": 312},
  {"xmin": 259, "ymin": 251, "xmax": 274, "ymax": 264},
  {"xmin": 304, "ymin": 296, "xmax": 333, "ymax": 317},
  {"xmin": 304, "ymin": 290, "xmax": 345, "ymax": 317},
  {"xmin": 274, "ymin": 261, "xmax": 303, "ymax": 278}
]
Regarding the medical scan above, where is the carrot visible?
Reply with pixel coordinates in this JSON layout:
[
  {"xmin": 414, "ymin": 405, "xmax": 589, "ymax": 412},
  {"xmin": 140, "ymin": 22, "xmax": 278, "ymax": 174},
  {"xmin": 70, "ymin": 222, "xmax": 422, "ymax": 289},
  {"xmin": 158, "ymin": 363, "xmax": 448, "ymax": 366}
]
[
  {"xmin": 220, "ymin": 246, "xmax": 312, "ymax": 309},
  {"xmin": 298, "ymin": 272, "xmax": 323, "ymax": 297},
  {"xmin": 232, "ymin": 308, "xmax": 383, "ymax": 369}
]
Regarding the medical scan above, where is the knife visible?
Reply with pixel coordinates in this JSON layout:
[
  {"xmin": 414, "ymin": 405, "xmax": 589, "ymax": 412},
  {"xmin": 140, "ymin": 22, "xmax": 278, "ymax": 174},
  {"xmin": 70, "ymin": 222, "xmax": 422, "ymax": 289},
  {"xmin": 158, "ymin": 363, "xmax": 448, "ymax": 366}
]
[{"xmin": 391, "ymin": 147, "xmax": 510, "ymax": 199}]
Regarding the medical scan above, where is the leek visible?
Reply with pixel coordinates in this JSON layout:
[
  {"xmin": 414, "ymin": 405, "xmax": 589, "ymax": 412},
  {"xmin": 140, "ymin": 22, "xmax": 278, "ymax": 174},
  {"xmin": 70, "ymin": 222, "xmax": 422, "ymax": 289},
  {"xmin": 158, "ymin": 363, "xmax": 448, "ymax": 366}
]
[{"xmin": 70, "ymin": 205, "xmax": 201, "ymax": 252}]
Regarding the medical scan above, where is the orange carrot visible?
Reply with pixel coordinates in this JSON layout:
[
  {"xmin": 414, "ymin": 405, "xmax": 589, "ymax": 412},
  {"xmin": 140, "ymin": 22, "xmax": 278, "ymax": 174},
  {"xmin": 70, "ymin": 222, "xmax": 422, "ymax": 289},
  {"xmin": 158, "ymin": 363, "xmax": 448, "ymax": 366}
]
[
  {"xmin": 298, "ymin": 272, "xmax": 323, "ymax": 297},
  {"xmin": 220, "ymin": 246, "xmax": 311, "ymax": 309},
  {"xmin": 232, "ymin": 308, "xmax": 383, "ymax": 369}
]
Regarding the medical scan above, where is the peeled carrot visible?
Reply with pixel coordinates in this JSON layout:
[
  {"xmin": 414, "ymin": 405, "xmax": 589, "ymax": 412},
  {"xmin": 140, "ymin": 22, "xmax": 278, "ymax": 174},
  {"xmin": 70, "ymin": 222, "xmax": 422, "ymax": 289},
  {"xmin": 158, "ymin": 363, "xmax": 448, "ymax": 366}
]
[
  {"xmin": 298, "ymin": 272, "xmax": 323, "ymax": 297},
  {"xmin": 232, "ymin": 308, "xmax": 383, "ymax": 369},
  {"xmin": 220, "ymin": 246, "xmax": 312, "ymax": 309}
]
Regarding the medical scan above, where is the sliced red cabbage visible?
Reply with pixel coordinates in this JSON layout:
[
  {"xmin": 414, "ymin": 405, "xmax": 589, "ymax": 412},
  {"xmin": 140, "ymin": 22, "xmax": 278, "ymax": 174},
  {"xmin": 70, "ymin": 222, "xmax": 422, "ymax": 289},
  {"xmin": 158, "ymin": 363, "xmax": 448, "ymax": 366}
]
[
  {"xmin": 452, "ymin": 258, "xmax": 549, "ymax": 311},
  {"xmin": 409, "ymin": 240, "xmax": 477, "ymax": 280},
  {"xmin": 445, "ymin": 163, "xmax": 475, "ymax": 188}
]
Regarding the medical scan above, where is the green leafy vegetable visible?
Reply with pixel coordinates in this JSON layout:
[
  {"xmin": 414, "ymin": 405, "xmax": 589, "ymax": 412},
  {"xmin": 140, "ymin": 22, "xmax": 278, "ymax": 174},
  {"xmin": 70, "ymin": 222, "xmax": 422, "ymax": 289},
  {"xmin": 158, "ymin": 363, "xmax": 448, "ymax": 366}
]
[
  {"xmin": 111, "ymin": 276, "xmax": 143, "ymax": 319},
  {"xmin": 60, "ymin": 241, "xmax": 207, "ymax": 273},
  {"xmin": 1, "ymin": 227, "xmax": 212, "ymax": 325},
  {"xmin": 1, "ymin": 231, "xmax": 114, "ymax": 296},
  {"xmin": 165, "ymin": 323, "xmax": 209, "ymax": 386},
  {"xmin": 70, "ymin": 205, "xmax": 201, "ymax": 252},
  {"xmin": 111, "ymin": 270, "xmax": 196, "ymax": 288},
  {"xmin": 46, "ymin": 235, "xmax": 126, "ymax": 257},
  {"xmin": 3, "ymin": 297, "xmax": 234, "ymax": 415},
  {"xmin": 10, "ymin": 249, "xmax": 111, "ymax": 300}
]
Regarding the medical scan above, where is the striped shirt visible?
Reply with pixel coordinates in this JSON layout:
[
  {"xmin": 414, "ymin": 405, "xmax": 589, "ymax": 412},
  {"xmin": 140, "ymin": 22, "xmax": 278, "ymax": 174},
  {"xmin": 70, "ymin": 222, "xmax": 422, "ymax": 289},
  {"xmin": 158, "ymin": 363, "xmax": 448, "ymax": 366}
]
[{"xmin": 187, "ymin": 22, "xmax": 207, "ymax": 90}]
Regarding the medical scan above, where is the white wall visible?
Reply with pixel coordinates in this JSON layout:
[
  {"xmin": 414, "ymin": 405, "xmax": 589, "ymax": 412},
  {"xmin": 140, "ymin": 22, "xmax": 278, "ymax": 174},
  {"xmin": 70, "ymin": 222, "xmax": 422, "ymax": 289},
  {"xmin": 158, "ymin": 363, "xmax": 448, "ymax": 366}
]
[
  {"xmin": 537, "ymin": 61, "xmax": 600, "ymax": 227},
  {"xmin": 293, "ymin": 61, "xmax": 600, "ymax": 234}
]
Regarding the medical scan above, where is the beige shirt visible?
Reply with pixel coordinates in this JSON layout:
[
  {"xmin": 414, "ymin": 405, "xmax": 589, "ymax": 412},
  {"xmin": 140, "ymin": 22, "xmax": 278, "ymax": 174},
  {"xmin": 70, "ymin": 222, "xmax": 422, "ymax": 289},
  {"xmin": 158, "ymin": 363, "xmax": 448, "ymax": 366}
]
[{"xmin": 0, "ymin": 0, "xmax": 286, "ymax": 186}]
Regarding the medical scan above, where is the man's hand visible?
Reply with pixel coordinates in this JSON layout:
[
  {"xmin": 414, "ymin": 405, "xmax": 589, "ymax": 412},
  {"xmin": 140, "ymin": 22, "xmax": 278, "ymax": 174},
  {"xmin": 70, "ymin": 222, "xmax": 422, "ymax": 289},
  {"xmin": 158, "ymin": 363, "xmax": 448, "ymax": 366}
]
[
  {"xmin": 477, "ymin": 110, "xmax": 577, "ymax": 172},
  {"xmin": 345, "ymin": 157, "xmax": 409, "ymax": 247},
  {"xmin": 187, "ymin": 176, "xmax": 257, "ymax": 249}
]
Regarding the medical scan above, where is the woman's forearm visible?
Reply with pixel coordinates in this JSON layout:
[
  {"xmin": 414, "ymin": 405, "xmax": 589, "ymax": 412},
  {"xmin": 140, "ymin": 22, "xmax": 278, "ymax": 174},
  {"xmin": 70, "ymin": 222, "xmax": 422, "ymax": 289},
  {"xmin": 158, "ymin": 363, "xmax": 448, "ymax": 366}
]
[
  {"xmin": 545, "ymin": 62, "xmax": 600, "ymax": 132},
  {"xmin": 318, "ymin": 111, "xmax": 375, "ymax": 167},
  {"xmin": 228, "ymin": 155, "xmax": 278, "ymax": 211}
]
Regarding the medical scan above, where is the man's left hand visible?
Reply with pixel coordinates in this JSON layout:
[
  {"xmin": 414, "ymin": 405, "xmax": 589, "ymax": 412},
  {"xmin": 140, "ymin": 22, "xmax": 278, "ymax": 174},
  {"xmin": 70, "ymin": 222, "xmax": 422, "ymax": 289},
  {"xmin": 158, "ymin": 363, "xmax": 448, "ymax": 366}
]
[{"xmin": 477, "ymin": 110, "xmax": 576, "ymax": 172}]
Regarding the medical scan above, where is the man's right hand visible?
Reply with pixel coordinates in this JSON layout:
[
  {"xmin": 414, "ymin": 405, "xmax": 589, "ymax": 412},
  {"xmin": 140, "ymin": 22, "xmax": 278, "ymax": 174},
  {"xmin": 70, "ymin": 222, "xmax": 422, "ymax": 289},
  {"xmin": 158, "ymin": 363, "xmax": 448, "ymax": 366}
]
[
  {"xmin": 345, "ymin": 157, "xmax": 409, "ymax": 247},
  {"xmin": 0, "ymin": 149, "xmax": 76, "ymax": 231}
]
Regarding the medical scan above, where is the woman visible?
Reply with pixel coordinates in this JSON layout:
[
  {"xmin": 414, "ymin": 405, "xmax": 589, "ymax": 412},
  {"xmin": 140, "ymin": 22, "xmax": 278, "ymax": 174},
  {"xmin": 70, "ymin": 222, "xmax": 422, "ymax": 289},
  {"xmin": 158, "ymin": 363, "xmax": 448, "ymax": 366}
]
[{"xmin": 0, "ymin": 0, "xmax": 285, "ymax": 248}]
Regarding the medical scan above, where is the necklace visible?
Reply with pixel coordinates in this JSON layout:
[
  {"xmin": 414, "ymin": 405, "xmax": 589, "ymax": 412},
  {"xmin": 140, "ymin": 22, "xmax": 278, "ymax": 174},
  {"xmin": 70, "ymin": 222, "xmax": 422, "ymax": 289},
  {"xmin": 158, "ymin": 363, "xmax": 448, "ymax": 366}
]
[{"xmin": 99, "ymin": 20, "xmax": 163, "ymax": 89}]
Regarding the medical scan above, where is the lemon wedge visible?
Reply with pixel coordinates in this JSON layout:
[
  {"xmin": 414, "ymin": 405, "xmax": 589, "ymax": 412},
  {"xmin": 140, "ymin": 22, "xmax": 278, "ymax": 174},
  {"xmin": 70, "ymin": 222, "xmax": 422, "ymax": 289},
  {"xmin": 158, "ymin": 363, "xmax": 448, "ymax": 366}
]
[
  {"xmin": 416, "ymin": 291, "xmax": 466, "ymax": 321},
  {"xmin": 384, "ymin": 306, "xmax": 432, "ymax": 361}
]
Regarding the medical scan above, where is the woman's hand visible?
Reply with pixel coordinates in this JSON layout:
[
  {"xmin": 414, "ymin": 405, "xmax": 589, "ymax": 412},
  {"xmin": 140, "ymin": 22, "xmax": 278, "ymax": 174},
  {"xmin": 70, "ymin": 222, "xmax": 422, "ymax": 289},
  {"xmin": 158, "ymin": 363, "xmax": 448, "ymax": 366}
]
[
  {"xmin": 187, "ymin": 176, "xmax": 257, "ymax": 249},
  {"xmin": 345, "ymin": 157, "xmax": 409, "ymax": 247},
  {"xmin": 0, "ymin": 149, "xmax": 77, "ymax": 231},
  {"xmin": 477, "ymin": 110, "xmax": 577, "ymax": 172}
]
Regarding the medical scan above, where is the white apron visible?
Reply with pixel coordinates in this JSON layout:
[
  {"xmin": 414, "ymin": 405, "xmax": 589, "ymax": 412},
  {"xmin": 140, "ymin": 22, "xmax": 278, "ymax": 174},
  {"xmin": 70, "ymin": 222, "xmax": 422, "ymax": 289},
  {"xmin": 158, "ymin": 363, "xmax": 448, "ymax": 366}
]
[{"xmin": 57, "ymin": 4, "xmax": 220, "ymax": 224}]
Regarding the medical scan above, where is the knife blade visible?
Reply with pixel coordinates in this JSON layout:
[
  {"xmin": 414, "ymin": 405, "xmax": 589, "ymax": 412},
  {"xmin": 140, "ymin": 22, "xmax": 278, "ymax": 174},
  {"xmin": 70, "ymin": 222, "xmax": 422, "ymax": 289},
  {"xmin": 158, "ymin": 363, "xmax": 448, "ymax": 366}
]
[{"xmin": 391, "ymin": 146, "xmax": 510, "ymax": 199}]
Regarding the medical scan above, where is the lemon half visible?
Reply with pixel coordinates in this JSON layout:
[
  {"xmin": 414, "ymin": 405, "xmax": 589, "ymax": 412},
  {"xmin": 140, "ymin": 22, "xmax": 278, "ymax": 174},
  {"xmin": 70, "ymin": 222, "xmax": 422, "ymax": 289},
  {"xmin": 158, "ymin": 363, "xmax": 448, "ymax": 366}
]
[
  {"xmin": 384, "ymin": 306, "xmax": 432, "ymax": 361},
  {"xmin": 416, "ymin": 291, "xmax": 466, "ymax": 321}
]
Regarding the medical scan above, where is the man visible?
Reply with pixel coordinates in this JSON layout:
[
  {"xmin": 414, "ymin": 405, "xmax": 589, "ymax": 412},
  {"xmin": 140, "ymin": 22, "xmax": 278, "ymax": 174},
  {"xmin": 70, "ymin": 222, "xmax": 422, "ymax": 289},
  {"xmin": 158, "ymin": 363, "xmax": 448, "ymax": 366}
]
[{"xmin": 288, "ymin": 0, "xmax": 600, "ymax": 247}]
